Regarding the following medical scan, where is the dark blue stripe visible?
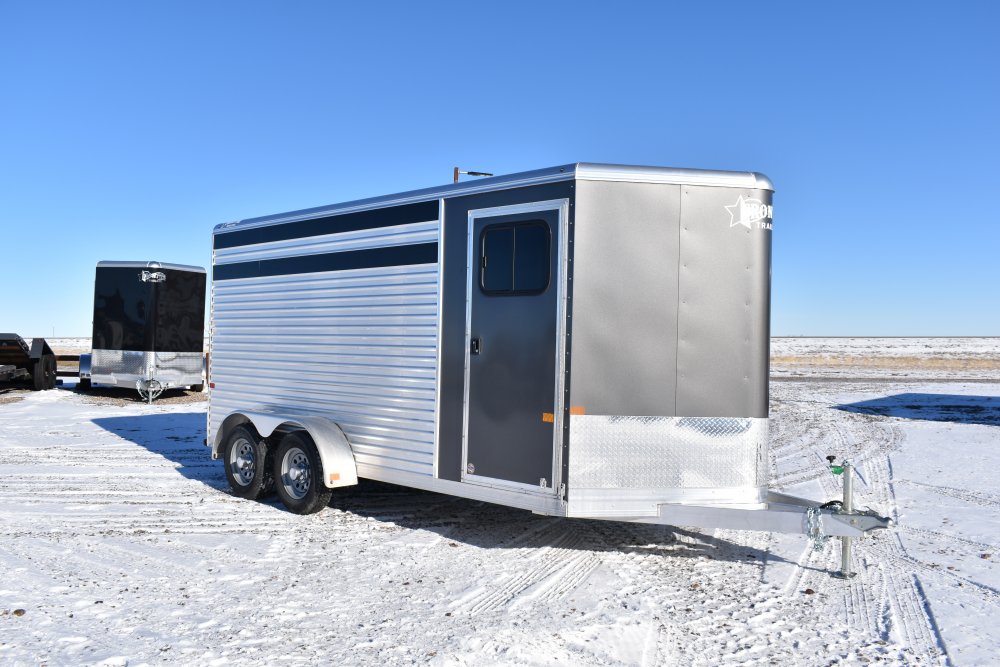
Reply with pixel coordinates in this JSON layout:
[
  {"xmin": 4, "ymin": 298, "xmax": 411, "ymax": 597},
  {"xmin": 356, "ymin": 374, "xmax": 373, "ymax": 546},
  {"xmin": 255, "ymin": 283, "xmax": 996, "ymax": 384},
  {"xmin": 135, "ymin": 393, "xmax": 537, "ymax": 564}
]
[
  {"xmin": 214, "ymin": 201, "xmax": 440, "ymax": 250},
  {"xmin": 213, "ymin": 243, "xmax": 438, "ymax": 281}
]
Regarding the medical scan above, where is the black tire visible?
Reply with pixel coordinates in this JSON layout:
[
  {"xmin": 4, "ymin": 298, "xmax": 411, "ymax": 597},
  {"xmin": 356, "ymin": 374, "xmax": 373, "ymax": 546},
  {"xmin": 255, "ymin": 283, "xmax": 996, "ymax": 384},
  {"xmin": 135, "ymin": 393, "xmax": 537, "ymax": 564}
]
[
  {"xmin": 222, "ymin": 425, "xmax": 273, "ymax": 500},
  {"xmin": 190, "ymin": 383, "xmax": 205, "ymax": 393},
  {"xmin": 33, "ymin": 354, "xmax": 56, "ymax": 391},
  {"xmin": 78, "ymin": 378, "xmax": 91, "ymax": 391},
  {"xmin": 273, "ymin": 432, "xmax": 332, "ymax": 515}
]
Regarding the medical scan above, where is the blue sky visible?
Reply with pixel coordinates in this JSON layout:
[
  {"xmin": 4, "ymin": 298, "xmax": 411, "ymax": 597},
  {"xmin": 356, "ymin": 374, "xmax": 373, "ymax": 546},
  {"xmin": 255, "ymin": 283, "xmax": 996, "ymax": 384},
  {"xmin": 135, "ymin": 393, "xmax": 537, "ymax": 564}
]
[{"xmin": 1, "ymin": 2, "xmax": 997, "ymax": 337}]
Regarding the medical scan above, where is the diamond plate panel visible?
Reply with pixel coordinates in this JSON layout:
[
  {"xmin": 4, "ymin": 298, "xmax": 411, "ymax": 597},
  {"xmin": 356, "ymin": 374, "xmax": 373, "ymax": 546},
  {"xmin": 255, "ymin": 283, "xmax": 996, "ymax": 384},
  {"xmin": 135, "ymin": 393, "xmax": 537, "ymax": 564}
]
[
  {"xmin": 569, "ymin": 415, "xmax": 769, "ymax": 489},
  {"xmin": 152, "ymin": 352, "xmax": 204, "ymax": 385},
  {"xmin": 154, "ymin": 352, "xmax": 203, "ymax": 375},
  {"xmin": 92, "ymin": 349, "xmax": 153, "ymax": 377},
  {"xmin": 91, "ymin": 349, "xmax": 203, "ymax": 387}
]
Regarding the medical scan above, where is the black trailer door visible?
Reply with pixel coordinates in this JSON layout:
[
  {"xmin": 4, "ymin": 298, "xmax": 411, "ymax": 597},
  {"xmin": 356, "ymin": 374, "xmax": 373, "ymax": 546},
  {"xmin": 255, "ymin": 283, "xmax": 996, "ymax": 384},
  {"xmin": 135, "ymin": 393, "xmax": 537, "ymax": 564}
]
[{"xmin": 464, "ymin": 201, "xmax": 565, "ymax": 492}]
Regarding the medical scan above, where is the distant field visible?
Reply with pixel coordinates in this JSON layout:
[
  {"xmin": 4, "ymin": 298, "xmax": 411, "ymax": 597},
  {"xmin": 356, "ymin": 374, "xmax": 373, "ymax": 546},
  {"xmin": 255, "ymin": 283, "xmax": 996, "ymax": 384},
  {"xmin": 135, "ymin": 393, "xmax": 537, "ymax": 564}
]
[
  {"xmin": 771, "ymin": 337, "xmax": 1000, "ymax": 380},
  {"xmin": 39, "ymin": 338, "xmax": 111, "ymax": 355}
]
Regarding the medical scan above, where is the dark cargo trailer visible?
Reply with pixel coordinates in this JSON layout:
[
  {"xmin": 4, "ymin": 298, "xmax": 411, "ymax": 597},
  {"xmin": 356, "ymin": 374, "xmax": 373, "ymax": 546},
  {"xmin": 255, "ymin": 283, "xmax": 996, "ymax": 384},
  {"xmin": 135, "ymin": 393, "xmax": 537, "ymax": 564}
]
[{"xmin": 79, "ymin": 261, "xmax": 206, "ymax": 401}]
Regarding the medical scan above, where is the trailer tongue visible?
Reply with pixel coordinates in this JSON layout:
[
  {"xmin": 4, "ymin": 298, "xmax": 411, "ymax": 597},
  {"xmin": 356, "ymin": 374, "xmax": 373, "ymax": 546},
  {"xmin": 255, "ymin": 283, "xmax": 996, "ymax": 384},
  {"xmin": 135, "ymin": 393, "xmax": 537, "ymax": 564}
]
[{"xmin": 639, "ymin": 459, "xmax": 889, "ymax": 578}]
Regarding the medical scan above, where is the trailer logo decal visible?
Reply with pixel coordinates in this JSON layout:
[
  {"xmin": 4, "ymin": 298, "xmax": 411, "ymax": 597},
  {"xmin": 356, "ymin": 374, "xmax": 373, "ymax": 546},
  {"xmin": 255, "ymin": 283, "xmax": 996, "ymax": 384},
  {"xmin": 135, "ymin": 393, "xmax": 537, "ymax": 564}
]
[{"xmin": 725, "ymin": 196, "xmax": 773, "ymax": 230}]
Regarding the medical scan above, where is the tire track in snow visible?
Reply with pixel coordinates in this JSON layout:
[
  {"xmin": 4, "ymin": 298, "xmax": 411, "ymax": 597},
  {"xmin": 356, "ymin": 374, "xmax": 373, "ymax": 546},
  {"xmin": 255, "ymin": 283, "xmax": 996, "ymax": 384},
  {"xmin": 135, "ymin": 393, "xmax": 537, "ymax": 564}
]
[
  {"xmin": 456, "ymin": 525, "xmax": 593, "ymax": 614},
  {"xmin": 768, "ymin": 384, "xmax": 954, "ymax": 662},
  {"xmin": 892, "ymin": 479, "xmax": 1000, "ymax": 509},
  {"xmin": 898, "ymin": 525, "xmax": 998, "ymax": 551},
  {"xmin": 810, "ymin": 403, "xmax": 949, "ymax": 662}
]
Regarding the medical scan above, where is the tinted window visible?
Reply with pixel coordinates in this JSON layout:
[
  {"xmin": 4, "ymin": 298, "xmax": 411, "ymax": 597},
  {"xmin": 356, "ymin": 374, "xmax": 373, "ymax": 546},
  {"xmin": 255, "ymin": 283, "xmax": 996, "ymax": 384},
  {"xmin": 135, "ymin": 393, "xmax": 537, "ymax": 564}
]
[
  {"xmin": 480, "ymin": 220, "xmax": 550, "ymax": 295},
  {"xmin": 482, "ymin": 226, "xmax": 514, "ymax": 292},
  {"xmin": 514, "ymin": 224, "xmax": 549, "ymax": 292}
]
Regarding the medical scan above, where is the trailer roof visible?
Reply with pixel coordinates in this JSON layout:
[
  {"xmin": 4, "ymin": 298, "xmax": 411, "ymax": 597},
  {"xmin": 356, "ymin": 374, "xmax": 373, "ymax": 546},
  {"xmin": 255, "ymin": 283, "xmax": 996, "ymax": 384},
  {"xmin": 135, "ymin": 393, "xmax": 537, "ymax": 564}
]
[
  {"xmin": 96, "ymin": 261, "xmax": 207, "ymax": 273},
  {"xmin": 213, "ymin": 163, "xmax": 773, "ymax": 235}
]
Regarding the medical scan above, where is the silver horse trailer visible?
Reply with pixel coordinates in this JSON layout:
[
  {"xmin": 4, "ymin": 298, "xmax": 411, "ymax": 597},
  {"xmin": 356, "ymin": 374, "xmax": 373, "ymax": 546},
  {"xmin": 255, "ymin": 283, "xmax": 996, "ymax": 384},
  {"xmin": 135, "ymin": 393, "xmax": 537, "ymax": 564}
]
[
  {"xmin": 80, "ymin": 261, "xmax": 206, "ymax": 401},
  {"xmin": 208, "ymin": 163, "xmax": 887, "ymax": 565}
]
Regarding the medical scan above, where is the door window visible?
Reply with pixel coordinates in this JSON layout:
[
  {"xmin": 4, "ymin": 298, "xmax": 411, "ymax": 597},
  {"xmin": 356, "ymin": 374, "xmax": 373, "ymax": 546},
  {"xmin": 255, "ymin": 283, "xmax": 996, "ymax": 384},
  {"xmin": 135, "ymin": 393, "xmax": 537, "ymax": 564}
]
[{"xmin": 479, "ymin": 220, "xmax": 550, "ymax": 295}]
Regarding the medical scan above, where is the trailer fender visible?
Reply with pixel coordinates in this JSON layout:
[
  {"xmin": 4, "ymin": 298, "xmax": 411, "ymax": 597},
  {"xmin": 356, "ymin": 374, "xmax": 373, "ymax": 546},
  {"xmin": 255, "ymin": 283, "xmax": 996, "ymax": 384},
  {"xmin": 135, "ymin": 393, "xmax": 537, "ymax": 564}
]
[
  {"xmin": 28, "ymin": 337, "xmax": 55, "ymax": 361},
  {"xmin": 215, "ymin": 411, "xmax": 358, "ymax": 489},
  {"xmin": 79, "ymin": 353, "xmax": 92, "ymax": 379}
]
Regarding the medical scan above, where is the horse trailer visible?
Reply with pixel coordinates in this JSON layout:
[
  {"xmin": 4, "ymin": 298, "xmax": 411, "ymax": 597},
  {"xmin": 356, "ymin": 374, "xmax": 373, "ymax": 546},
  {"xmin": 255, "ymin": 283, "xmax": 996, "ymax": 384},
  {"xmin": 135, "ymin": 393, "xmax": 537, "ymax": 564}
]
[
  {"xmin": 207, "ymin": 163, "xmax": 887, "ymax": 554},
  {"xmin": 80, "ymin": 261, "xmax": 206, "ymax": 401}
]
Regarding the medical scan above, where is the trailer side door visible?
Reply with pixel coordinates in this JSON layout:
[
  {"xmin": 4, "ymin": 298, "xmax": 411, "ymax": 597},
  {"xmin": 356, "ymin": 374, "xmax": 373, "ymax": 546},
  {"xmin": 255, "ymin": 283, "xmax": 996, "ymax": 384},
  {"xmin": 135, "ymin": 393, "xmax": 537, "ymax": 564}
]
[{"xmin": 463, "ymin": 200, "xmax": 568, "ymax": 495}]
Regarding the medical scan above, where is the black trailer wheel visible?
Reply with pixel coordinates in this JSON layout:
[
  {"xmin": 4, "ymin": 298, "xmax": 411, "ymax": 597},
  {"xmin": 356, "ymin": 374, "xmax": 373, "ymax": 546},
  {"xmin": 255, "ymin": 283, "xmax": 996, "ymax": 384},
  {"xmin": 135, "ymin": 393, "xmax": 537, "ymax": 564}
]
[
  {"xmin": 33, "ymin": 354, "xmax": 56, "ymax": 391},
  {"xmin": 190, "ymin": 383, "xmax": 205, "ymax": 393},
  {"xmin": 78, "ymin": 378, "xmax": 91, "ymax": 391},
  {"xmin": 223, "ymin": 425, "xmax": 273, "ymax": 500},
  {"xmin": 274, "ymin": 432, "xmax": 332, "ymax": 515}
]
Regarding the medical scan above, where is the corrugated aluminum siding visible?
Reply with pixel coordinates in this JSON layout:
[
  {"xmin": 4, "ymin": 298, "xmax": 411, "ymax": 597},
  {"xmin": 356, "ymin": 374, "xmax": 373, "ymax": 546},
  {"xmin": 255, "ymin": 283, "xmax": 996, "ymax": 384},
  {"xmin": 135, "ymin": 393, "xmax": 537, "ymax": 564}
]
[{"xmin": 210, "ymin": 215, "xmax": 441, "ymax": 478}]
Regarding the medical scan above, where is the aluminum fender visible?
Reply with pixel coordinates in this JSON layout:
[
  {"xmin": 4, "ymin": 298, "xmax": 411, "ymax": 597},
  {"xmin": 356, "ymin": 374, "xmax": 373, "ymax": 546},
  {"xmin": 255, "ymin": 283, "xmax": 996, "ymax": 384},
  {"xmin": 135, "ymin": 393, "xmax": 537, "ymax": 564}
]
[
  {"xmin": 217, "ymin": 411, "xmax": 358, "ymax": 489},
  {"xmin": 285, "ymin": 415, "xmax": 359, "ymax": 489}
]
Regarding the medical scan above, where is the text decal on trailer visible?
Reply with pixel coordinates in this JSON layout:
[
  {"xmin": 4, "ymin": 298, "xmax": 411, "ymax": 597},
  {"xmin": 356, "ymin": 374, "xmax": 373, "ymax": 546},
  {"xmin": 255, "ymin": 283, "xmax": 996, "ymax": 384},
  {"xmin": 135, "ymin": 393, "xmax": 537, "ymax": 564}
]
[{"xmin": 725, "ymin": 196, "xmax": 773, "ymax": 230}]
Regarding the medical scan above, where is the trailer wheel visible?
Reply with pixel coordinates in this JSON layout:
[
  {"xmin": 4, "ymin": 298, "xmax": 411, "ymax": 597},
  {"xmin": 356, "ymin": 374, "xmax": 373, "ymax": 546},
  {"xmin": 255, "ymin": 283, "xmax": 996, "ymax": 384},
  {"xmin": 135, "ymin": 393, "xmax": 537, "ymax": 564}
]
[
  {"xmin": 223, "ymin": 425, "xmax": 273, "ymax": 500},
  {"xmin": 190, "ymin": 383, "xmax": 205, "ymax": 393},
  {"xmin": 274, "ymin": 432, "xmax": 332, "ymax": 515},
  {"xmin": 78, "ymin": 378, "xmax": 91, "ymax": 391},
  {"xmin": 33, "ymin": 354, "xmax": 56, "ymax": 391}
]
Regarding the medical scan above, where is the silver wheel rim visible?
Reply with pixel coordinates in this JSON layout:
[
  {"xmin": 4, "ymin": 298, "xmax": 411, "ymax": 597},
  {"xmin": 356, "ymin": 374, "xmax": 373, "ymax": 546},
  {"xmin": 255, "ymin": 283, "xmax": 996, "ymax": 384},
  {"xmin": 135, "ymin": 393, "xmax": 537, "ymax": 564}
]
[
  {"xmin": 228, "ymin": 437, "xmax": 256, "ymax": 487},
  {"xmin": 280, "ymin": 446, "xmax": 311, "ymax": 500}
]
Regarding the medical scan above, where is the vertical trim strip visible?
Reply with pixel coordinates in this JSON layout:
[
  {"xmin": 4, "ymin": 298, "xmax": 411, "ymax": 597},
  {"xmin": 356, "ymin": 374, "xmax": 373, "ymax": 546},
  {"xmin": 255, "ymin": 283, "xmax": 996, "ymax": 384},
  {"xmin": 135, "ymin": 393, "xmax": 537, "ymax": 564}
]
[
  {"xmin": 432, "ymin": 198, "xmax": 445, "ymax": 478},
  {"xmin": 674, "ymin": 185, "xmax": 684, "ymax": 416}
]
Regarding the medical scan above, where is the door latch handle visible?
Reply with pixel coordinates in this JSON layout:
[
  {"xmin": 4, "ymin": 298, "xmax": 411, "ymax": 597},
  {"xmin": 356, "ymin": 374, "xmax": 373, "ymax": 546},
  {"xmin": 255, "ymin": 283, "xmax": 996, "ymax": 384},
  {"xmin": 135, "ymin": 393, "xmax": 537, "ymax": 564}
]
[{"xmin": 470, "ymin": 337, "xmax": 481, "ymax": 355}]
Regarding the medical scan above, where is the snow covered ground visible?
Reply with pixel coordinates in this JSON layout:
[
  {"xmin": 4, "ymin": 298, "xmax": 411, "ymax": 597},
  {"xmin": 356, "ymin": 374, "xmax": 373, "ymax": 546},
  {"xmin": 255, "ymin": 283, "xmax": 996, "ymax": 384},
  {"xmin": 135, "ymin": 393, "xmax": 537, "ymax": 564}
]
[{"xmin": 1, "ymin": 339, "xmax": 998, "ymax": 665}]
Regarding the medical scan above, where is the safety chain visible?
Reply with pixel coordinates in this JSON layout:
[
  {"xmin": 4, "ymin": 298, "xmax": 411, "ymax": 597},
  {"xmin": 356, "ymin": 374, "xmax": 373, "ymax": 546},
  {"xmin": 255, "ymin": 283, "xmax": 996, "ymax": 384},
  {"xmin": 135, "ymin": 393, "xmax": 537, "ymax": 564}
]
[{"xmin": 806, "ymin": 506, "xmax": 828, "ymax": 552}]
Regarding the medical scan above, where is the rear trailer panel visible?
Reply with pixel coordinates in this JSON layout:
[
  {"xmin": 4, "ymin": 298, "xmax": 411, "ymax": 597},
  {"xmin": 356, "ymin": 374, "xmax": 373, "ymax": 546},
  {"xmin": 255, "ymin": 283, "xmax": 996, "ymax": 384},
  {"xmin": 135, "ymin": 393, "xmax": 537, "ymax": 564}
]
[{"xmin": 89, "ymin": 261, "xmax": 206, "ymax": 396}]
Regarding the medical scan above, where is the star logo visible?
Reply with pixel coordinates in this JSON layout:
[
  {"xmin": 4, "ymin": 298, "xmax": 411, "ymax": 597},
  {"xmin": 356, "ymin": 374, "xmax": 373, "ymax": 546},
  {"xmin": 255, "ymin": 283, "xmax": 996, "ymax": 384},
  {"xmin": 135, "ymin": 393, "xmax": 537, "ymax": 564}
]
[{"xmin": 725, "ymin": 196, "xmax": 772, "ymax": 230}]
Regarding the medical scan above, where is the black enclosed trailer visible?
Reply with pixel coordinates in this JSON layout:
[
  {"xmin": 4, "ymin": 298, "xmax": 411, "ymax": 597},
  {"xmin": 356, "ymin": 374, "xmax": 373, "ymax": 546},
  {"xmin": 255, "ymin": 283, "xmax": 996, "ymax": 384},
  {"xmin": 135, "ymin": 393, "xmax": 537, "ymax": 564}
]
[{"xmin": 79, "ymin": 261, "xmax": 206, "ymax": 401}]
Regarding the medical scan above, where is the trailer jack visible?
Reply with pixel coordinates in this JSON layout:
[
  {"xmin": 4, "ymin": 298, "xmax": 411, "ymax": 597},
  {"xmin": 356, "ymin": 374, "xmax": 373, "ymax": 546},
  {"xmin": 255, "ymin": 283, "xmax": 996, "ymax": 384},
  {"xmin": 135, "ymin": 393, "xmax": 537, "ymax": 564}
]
[{"xmin": 828, "ymin": 457, "xmax": 866, "ymax": 579}]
